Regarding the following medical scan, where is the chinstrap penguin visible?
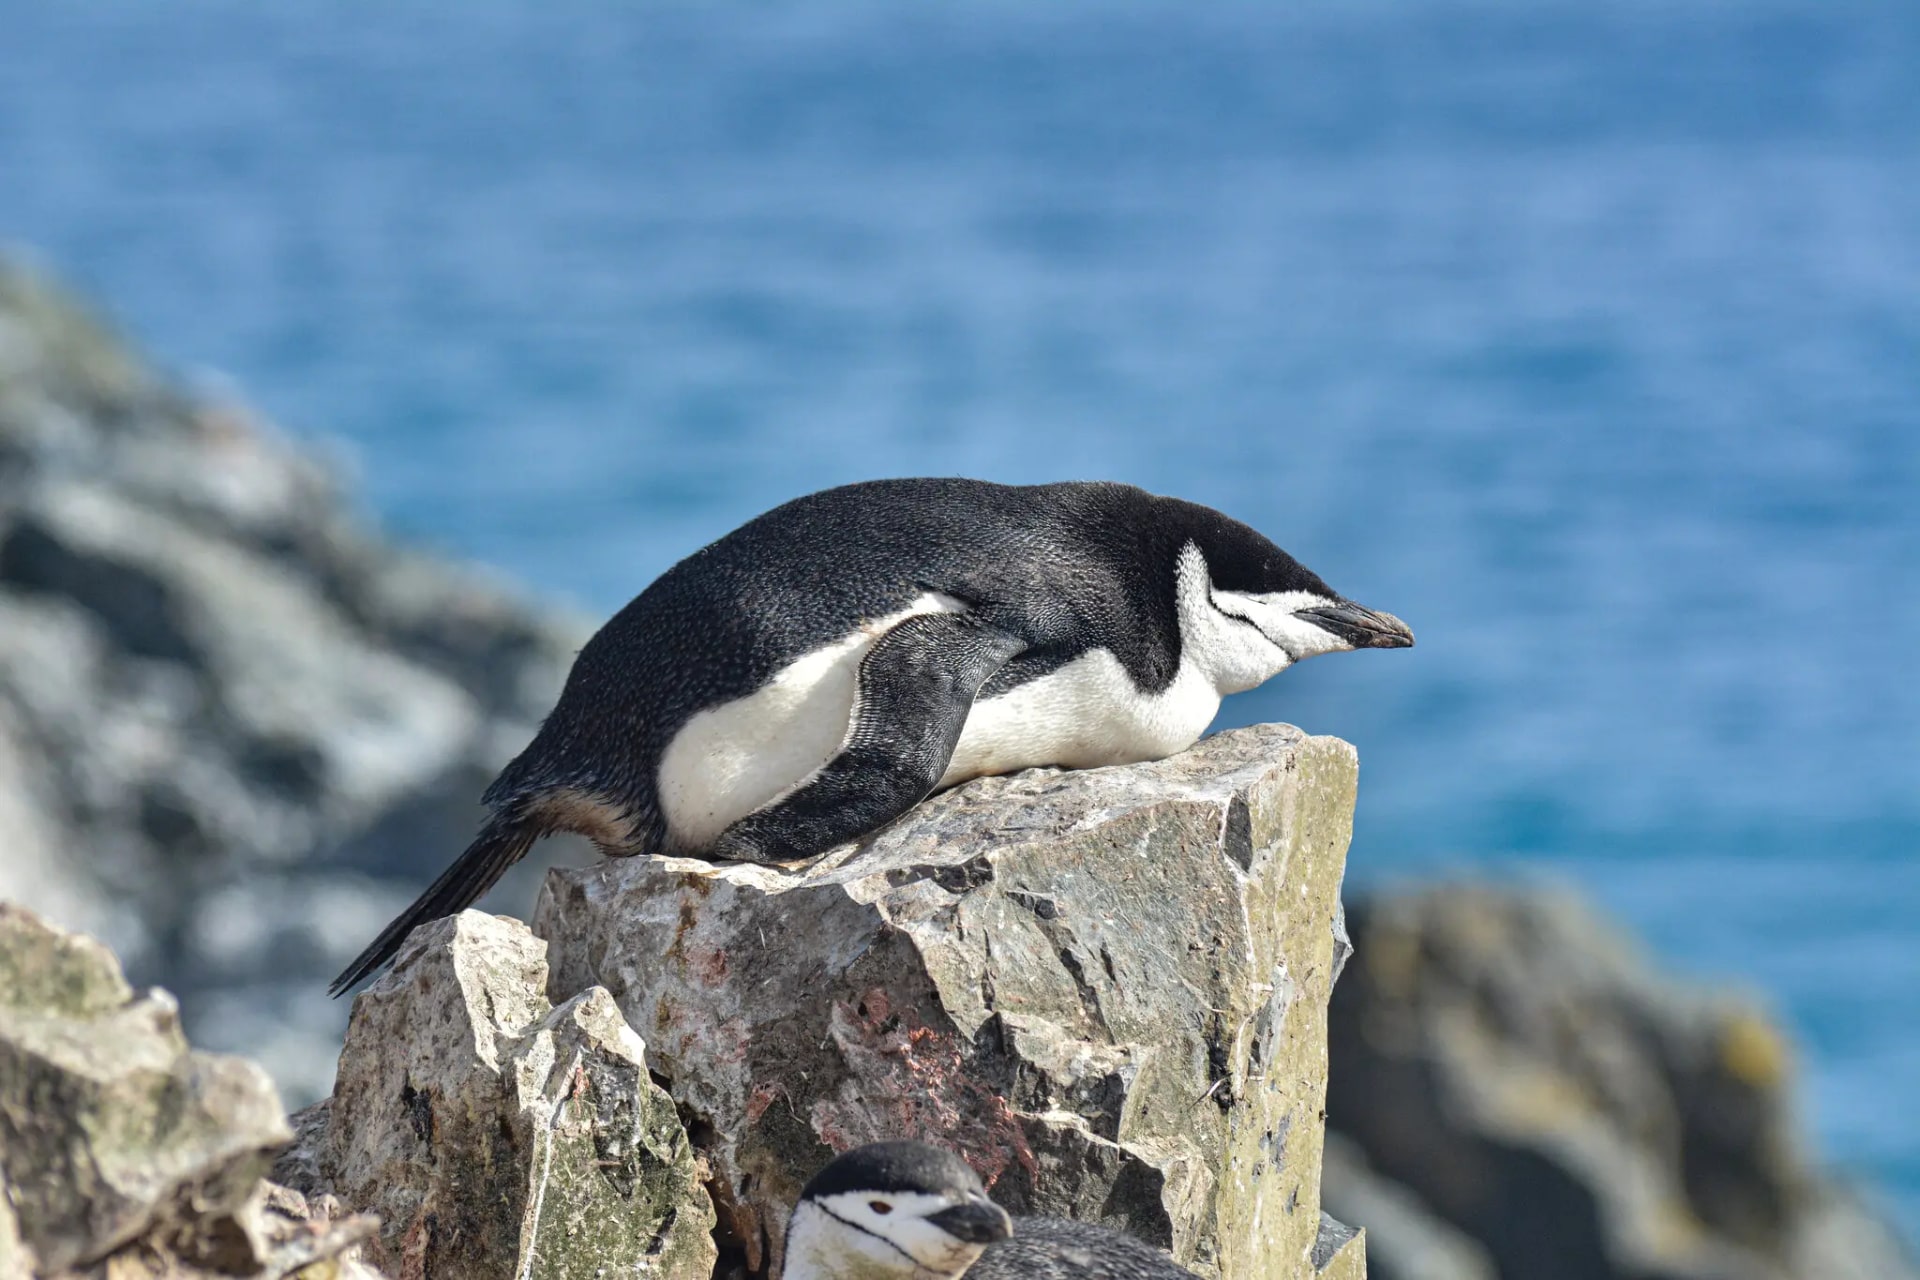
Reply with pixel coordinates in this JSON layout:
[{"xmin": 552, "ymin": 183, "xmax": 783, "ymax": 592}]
[
  {"xmin": 782, "ymin": 1140, "xmax": 1199, "ymax": 1279},
  {"xmin": 332, "ymin": 478, "xmax": 1411, "ymax": 993}
]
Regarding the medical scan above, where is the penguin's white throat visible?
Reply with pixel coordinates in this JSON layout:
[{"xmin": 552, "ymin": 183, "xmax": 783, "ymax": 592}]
[
  {"xmin": 1179, "ymin": 544, "xmax": 1346, "ymax": 695},
  {"xmin": 783, "ymin": 1198, "xmax": 987, "ymax": 1280}
]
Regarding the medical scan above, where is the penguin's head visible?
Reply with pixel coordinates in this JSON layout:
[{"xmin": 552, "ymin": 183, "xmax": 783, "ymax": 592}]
[
  {"xmin": 1173, "ymin": 503, "xmax": 1413, "ymax": 694},
  {"xmin": 783, "ymin": 1141, "xmax": 1012, "ymax": 1279}
]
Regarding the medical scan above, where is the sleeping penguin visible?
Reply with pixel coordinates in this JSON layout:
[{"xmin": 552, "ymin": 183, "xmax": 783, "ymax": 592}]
[
  {"xmin": 332, "ymin": 478, "xmax": 1411, "ymax": 993},
  {"xmin": 782, "ymin": 1140, "xmax": 1199, "ymax": 1279}
]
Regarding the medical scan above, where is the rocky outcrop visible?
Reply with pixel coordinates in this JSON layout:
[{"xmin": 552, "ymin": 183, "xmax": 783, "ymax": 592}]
[
  {"xmin": 270, "ymin": 724, "xmax": 1369, "ymax": 1279},
  {"xmin": 531, "ymin": 723, "xmax": 1366, "ymax": 1280},
  {"xmin": 7, "ymin": 253, "xmax": 1911, "ymax": 1280},
  {"xmin": 0, "ymin": 903, "xmax": 380, "ymax": 1280},
  {"xmin": 1324, "ymin": 885, "xmax": 1917, "ymax": 1280},
  {"xmin": 0, "ymin": 256, "xmax": 588, "ymax": 1102},
  {"xmin": 287, "ymin": 911, "xmax": 716, "ymax": 1280}
]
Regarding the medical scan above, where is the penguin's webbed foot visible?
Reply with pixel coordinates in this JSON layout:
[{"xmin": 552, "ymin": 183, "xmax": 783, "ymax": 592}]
[{"xmin": 704, "ymin": 819, "xmax": 813, "ymax": 867}]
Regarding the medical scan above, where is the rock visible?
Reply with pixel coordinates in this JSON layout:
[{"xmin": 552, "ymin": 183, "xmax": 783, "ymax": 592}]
[
  {"xmin": 0, "ymin": 254, "xmax": 591, "ymax": 1103},
  {"xmin": 0, "ymin": 904, "xmax": 381, "ymax": 1279},
  {"xmin": 1318, "ymin": 1136, "xmax": 1491, "ymax": 1280},
  {"xmin": 1785, "ymin": 1183, "xmax": 1919, "ymax": 1280},
  {"xmin": 1325, "ymin": 885, "xmax": 1920, "ymax": 1280},
  {"xmin": 267, "ymin": 1102, "xmax": 334, "ymax": 1206},
  {"xmin": 1309, "ymin": 1213, "xmax": 1367, "ymax": 1280},
  {"xmin": 534, "ymin": 723, "xmax": 1362, "ymax": 1280},
  {"xmin": 0, "ymin": 904, "xmax": 288, "ymax": 1271},
  {"xmin": 2, "ymin": 1164, "xmax": 32, "ymax": 1280},
  {"xmin": 312, "ymin": 911, "xmax": 715, "ymax": 1280},
  {"xmin": 65, "ymin": 1182, "xmax": 387, "ymax": 1280}
]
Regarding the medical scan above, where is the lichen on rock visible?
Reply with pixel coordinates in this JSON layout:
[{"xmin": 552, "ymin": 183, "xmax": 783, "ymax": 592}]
[
  {"xmin": 0, "ymin": 903, "xmax": 378, "ymax": 1279},
  {"xmin": 311, "ymin": 911, "xmax": 715, "ymax": 1280}
]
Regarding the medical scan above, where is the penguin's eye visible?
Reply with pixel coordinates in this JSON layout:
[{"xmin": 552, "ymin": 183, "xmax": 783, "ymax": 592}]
[{"xmin": 869, "ymin": 1200, "xmax": 893, "ymax": 1215}]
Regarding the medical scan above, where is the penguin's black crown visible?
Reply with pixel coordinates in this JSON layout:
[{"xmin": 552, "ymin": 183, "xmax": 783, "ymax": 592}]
[{"xmin": 801, "ymin": 1140, "xmax": 986, "ymax": 1202}]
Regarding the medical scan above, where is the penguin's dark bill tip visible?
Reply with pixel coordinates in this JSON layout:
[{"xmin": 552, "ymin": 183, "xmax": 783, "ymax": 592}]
[
  {"xmin": 1298, "ymin": 602, "xmax": 1416, "ymax": 649},
  {"xmin": 926, "ymin": 1200, "xmax": 1014, "ymax": 1244}
]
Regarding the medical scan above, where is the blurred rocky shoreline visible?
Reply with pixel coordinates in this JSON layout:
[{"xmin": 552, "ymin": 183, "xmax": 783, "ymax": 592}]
[
  {"xmin": 0, "ymin": 257, "xmax": 1911, "ymax": 1279},
  {"xmin": 1321, "ymin": 886, "xmax": 1913, "ymax": 1280},
  {"xmin": 0, "ymin": 254, "xmax": 594, "ymax": 1096}
]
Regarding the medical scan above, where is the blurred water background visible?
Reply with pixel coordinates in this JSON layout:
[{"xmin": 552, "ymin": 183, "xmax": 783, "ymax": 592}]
[{"xmin": 1, "ymin": 0, "xmax": 1915, "ymax": 1229}]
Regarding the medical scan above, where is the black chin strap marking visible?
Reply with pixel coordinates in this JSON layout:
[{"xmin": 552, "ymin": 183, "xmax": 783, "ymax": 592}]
[{"xmin": 814, "ymin": 1201, "xmax": 928, "ymax": 1271}]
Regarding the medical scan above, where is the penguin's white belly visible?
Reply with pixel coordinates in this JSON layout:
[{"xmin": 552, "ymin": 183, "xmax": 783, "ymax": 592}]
[
  {"xmin": 939, "ymin": 649, "xmax": 1220, "ymax": 788},
  {"xmin": 656, "ymin": 604, "xmax": 1219, "ymax": 848},
  {"xmin": 655, "ymin": 593, "xmax": 965, "ymax": 849}
]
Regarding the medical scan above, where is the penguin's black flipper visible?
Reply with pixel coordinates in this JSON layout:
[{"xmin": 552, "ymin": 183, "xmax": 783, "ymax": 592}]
[
  {"xmin": 327, "ymin": 808, "xmax": 542, "ymax": 996},
  {"xmin": 707, "ymin": 613, "xmax": 1026, "ymax": 865}
]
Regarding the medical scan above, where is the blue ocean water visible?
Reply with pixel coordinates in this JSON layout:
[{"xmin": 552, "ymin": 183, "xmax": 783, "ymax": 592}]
[{"xmin": 2, "ymin": 0, "xmax": 1915, "ymax": 1227}]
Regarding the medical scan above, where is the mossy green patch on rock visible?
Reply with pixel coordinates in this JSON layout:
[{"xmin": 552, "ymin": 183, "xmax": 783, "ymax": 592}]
[
  {"xmin": 312, "ymin": 912, "xmax": 715, "ymax": 1280},
  {"xmin": 0, "ymin": 902, "xmax": 133, "ymax": 1020},
  {"xmin": 507, "ymin": 990, "xmax": 717, "ymax": 1280},
  {"xmin": 0, "ymin": 907, "xmax": 290, "ymax": 1274}
]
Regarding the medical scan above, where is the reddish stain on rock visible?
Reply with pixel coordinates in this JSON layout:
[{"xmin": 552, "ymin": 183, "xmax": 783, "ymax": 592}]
[{"xmin": 812, "ymin": 986, "xmax": 1037, "ymax": 1188}]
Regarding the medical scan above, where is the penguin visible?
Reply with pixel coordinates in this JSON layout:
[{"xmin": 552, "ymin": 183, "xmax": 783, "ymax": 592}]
[
  {"xmin": 331, "ymin": 478, "xmax": 1411, "ymax": 993},
  {"xmin": 782, "ymin": 1140, "xmax": 1200, "ymax": 1279}
]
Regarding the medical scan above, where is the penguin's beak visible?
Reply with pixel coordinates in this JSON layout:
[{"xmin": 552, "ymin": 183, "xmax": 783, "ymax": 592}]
[
  {"xmin": 927, "ymin": 1198, "xmax": 1014, "ymax": 1244},
  {"xmin": 1295, "ymin": 602, "xmax": 1415, "ymax": 649}
]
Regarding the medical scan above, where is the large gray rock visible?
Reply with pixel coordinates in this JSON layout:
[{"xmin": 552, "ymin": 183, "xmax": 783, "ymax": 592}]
[
  {"xmin": 535, "ymin": 723, "xmax": 1363, "ymax": 1280},
  {"xmin": 308, "ymin": 911, "xmax": 716, "ymax": 1280},
  {"xmin": 0, "ymin": 904, "xmax": 381, "ymax": 1280},
  {"xmin": 1326, "ymin": 885, "xmax": 1919, "ymax": 1280},
  {"xmin": 0, "ymin": 255, "xmax": 590, "ymax": 1102}
]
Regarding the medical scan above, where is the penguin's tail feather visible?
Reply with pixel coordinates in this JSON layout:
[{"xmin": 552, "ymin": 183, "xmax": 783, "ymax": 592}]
[{"xmin": 328, "ymin": 808, "xmax": 543, "ymax": 997}]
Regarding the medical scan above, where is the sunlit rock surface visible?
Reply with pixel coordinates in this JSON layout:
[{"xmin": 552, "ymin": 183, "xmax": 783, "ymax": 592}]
[
  {"xmin": 0, "ymin": 903, "xmax": 380, "ymax": 1280},
  {"xmin": 536, "ymin": 723, "xmax": 1366, "ymax": 1280},
  {"xmin": 287, "ymin": 911, "xmax": 716, "ymax": 1280}
]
